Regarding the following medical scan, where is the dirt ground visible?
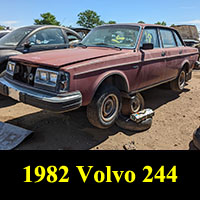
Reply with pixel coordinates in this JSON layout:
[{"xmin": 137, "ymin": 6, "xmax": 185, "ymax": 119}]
[{"xmin": 0, "ymin": 70, "xmax": 200, "ymax": 150}]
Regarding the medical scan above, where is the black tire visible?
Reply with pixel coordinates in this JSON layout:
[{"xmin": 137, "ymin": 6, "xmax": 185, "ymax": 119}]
[
  {"xmin": 116, "ymin": 114, "xmax": 152, "ymax": 132},
  {"xmin": 87, "ymin": 86, "xmax": 121, "ymax": 129},
  {"xmin": 170, "ymin": 70, "xmax": 186, "ymax": 92},
  {"xmin": 121, "ymin": 93, "xmax": 144, "ymax": 116}
]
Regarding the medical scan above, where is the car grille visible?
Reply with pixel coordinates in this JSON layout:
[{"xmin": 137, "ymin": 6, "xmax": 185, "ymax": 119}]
[{"xmin": 13, "ymin": 63, "xmax": 37, "ymax": 86}]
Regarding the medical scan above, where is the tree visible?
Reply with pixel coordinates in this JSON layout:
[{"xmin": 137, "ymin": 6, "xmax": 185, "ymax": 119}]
[
  {"xmin": 107, "ymin": 20, "xmax": 116, "ymax": 24},
  {"xmin": 77, "ymin": 10, "xmax": 105, "ymax": 28},
  {"xmin": 155, "ymin": 21, "xmax": 167, "ymax": 26},
  {"xmin": 34, "ymin": 12, "xmax": 61, "ymax": 26},
  {"xmin": 138, "ymin": 21, "xmax": 145, "ymax": 24},
  {"xmin": 0, "ymin": 26, "xmax": 5, "ymax": 30}
]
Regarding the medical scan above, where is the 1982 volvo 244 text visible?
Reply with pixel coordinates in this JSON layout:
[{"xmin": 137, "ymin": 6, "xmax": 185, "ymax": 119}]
[{"xmin": 0, "ymin": 23, "xmax": 198, "ymax": 129}]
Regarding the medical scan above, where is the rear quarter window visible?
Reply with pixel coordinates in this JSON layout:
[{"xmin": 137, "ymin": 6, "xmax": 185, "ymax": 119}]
[{"xmin": 173, "ymin": 31, "xmax": 184, "ymax": 47}]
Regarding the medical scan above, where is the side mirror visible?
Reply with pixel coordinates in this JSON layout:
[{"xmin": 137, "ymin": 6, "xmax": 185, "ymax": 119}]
[
  {"xmin": 69, "ymin": 40, "xmax": 80, "ymax": 48},
  {"xmin": 23, "ymin": 41, "xmax": 32, "ymax": 48},
  {"xmin": 140, "ymin": 43, "xmax": 154, "ymax": 50}
]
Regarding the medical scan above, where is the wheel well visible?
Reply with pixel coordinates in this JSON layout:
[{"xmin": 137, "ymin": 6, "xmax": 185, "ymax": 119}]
[
  {"xmin": 97, "ymin": 74, "xmax": 129, "ymax": 93},
  {"xmin": 182, "ymin": 62, "xmax": 190, "ymax": 74}
]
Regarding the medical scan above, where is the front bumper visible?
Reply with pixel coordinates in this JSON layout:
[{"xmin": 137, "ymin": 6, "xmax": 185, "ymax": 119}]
[
  {"xmin": 0, "ymin": 77, "xmax": 82, "ymax": 113},
  {"xmin": 193, "ymin": 128, "xmax": 200, "ymax": 150}
]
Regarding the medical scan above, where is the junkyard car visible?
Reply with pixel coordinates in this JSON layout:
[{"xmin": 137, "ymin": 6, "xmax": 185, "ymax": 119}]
[
  {"xmin": 71, "ymin": 27, "xmax": 91, "ymax": 38},
  {"xmin": 173, "ymin": 25, "xmax": 200, "ymax": 62},
  {"xmin": 0, "ymin": 23, "xmax": 198, "ymax": 129},
  {"xmin": 0, "ymin": 25, "xmax": 82, "ymax": 75}
]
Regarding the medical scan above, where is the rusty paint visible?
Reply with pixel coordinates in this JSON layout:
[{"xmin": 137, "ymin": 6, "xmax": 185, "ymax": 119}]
[{"xmin": 9, "ymin": 24, "xmax": 199, "ymax": 106}]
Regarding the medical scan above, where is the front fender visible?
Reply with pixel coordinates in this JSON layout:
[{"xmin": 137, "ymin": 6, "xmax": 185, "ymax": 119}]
[
  {"xmin": 93, "ymin": 70, "xmax": 129, "ymax": 92},
  {"xmin": 83, "ymin": 70, "xmax": 130, "ymax": 105}
]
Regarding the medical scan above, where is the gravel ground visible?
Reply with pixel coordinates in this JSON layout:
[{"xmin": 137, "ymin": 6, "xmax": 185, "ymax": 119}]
[{"xmin": 0, "ymin": 70, "xmax": 200, "ymax": 150}]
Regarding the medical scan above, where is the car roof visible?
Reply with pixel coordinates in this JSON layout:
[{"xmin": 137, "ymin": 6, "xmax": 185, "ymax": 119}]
[
  {"xmin": 14, "ymin": 25, "xmax": 82, "ymax": 39},
  {"xmin": 17, "ymin": 25, "xmax": 65, "ymax": 30},
  {"xmin": 96, "ymin": 23, "xmax": 176, "ymax": 30}
]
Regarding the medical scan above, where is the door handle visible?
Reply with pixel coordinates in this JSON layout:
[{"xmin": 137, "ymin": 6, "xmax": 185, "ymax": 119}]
[
  {"xmin": 179, "ymin": 50, "xmax": 183, "ymax": 54},
  {"xmin": 161, "ymin": 52, "xmax": 166, "ymax": 57}
]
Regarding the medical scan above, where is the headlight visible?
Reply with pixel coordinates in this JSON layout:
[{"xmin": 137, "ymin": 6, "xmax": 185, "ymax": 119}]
[
  {"xmin": 6, "ymin": 61, "xmax": 16, "ymax": 76},
  {"xmin": 39, "ymin": 71, "xmax": 48, "ymax": 82},
  {"xmin": 34, "ymin": 68, "xmax": 69, "ymax": 93},
  {"xmin": 49, "ymin": 73, "xmax": 57, "ymax": 84},
  {"xmin": 35, "ymin": 69, "xmax": 58, "ymax": 87}
]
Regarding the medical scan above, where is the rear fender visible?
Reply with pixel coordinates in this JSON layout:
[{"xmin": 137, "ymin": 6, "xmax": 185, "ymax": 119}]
[{"xmin": 180, "ymin": 59, "xmax": 190, "ymax": 74}]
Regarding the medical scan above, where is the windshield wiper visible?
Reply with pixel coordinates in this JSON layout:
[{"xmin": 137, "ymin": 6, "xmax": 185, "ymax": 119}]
[{"xmin": 94, "ymin": 43, "xmax": 122, "ymax": 50}]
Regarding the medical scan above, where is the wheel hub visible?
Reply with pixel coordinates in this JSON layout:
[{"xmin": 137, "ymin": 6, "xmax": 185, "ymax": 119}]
[
  {"xmin": 101, "ymin": 94, "xmax": 119, "ymax": 122},
  {"xmin": 179, "ymin": 71, "xmax": 186, "ymax": 89}
]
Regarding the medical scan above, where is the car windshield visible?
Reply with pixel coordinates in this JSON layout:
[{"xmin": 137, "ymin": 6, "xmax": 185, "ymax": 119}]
[
  {"xmin": 81, "ymin": 25, "xmax": 140, "ymax": 49},
  {"xmin": 0, "ymin": 27, "xmax": 34, "ymax": 46}
]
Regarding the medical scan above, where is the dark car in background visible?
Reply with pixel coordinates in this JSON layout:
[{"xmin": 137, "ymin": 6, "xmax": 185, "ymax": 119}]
[
  {"xmin": 173, "ymin": 25, "xmax": 200, "ymax": 63},
  {"xmin": 71, "ymin": 27, "xmax": 91, "ymax": 38},
  {"xmin": 0, "ymin": 25, "xmax": 82, "ymax": 75}
]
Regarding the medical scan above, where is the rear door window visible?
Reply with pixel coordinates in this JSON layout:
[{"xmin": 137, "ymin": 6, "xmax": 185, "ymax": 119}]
[{"xmin": 160, "ymin": 29, "xmax": 177, "ymax": 48}]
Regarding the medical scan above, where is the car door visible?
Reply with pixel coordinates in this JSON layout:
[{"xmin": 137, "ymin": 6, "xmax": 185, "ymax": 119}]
[
  {"xmin": 159, "ymin": 28, "xmax": 183, "ymax": 80},
  {"xmin": 132, "ymin": 27, "xmax": 166, "ymax": 90},
  {"xmin": 17, "ymin": 28, "xmax": 68, "ymax": 53}
]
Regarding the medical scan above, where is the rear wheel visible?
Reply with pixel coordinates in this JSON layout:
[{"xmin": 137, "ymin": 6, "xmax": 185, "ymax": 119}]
[
  {"xmin": 121, "ymin": 93, "xmax": 144, "ymax": 116},
  {"xmin": 87, "ymin": 86, "xmax": 121, "ymax": 129},
  {"xmin": 170, "ymin": 70, "xmax": 186, "ymax": 92}
]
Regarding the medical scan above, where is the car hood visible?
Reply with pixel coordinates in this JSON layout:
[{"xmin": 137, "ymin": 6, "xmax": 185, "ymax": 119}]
[{"xmin": 10, "ymin": 47, "xmax": 125, "ymax": 68}]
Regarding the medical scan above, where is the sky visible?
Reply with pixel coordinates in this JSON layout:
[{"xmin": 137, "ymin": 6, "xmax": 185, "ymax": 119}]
[{"xmin": 0, "ymin": 0, "xmax": 200, "ymax": 30}]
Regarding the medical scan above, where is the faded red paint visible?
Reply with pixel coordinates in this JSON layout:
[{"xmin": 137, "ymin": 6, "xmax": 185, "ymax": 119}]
[
  {"xmin": 10, "ymin": 24, "xmax": 199, "ymax": 106},
  {"xmin": 11, "ymin": 47, "xmax": 124, "ymax": 68}
]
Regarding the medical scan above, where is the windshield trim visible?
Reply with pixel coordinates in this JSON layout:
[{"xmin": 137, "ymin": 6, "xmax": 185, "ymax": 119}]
[
  {"xmin": 133, "ymin": 26, "xmax": 142, "ymax": 49},
  {"xmin": 82, "ymin": 25, "xmax": 142, "ymax": 50}
]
